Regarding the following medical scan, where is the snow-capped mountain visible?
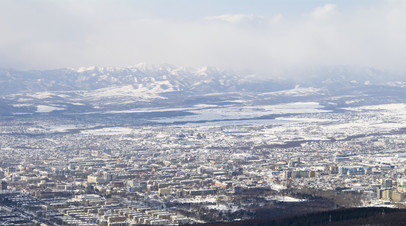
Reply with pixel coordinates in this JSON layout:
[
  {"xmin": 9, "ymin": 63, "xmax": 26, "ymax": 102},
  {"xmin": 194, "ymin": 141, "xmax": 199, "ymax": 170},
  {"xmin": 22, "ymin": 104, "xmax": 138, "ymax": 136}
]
[
  {"xmin": 0, "ymin": 64, "xmax": 405, "ymax": 116},
  {"xmin": 0, "ymin": 64, "xmax": 251, "ymax": 114},
  {"xmin": 0, "ymin": 64, "xmax": 244, "ymax": 96}
]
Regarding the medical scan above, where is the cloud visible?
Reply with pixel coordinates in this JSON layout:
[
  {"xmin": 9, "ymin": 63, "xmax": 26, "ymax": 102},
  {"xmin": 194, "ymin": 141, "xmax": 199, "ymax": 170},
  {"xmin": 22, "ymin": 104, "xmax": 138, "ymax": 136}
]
[
  {"xmin": 311, "ymin": 4, "xmax": 337, "ymax": 19},
  {"xmin": 205, "ymin": 14, "xmax": 265, "ymax": 24},
  {"xmin": 0, "ymin": 0, "xmax": 405, "ymax": 78},
  {"xmin": 270, "ymin": 14, "xmax": 283, "ymax": 24}
]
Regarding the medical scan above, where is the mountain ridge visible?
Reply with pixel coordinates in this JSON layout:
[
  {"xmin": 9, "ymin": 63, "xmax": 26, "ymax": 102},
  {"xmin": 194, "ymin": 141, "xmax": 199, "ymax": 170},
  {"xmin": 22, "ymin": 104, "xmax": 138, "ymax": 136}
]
[
  {"xmin": 0, "ymin": 64, "xmax": 405, "ymax": 116},
  {"xmin": 1, "ymin": 64, "xmax": 403, "ymax": 96}
]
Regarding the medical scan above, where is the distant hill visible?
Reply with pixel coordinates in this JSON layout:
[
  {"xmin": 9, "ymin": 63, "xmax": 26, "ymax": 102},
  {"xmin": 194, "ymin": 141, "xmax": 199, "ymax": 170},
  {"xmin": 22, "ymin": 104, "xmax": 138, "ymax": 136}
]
[
  {"xmin": 202, "ymin": 207, "xmax": 406, "ymax": 226},
  {"xmin": 0, "ymin": 64, "xmax": 405, "ymax": 116}
]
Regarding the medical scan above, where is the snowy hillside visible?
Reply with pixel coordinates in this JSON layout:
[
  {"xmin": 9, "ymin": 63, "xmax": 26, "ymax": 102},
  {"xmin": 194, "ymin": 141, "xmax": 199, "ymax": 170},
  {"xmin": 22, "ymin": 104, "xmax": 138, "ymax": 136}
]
[{"xmin": 0, "ymin": 64, "xmax": 405, "ymax": 116}]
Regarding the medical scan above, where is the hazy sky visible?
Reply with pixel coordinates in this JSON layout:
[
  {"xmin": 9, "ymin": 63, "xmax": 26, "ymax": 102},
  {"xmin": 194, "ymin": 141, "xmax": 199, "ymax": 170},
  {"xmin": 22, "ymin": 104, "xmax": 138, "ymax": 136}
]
[{"xmin": 0, "ymin": 0, "xmax": 405, "ymax": 75}]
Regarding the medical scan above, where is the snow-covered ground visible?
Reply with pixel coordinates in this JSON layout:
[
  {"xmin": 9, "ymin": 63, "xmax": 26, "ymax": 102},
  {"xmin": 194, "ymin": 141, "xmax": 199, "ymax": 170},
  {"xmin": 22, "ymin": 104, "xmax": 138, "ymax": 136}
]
[
  {"xmin": 83, "ymin": 84, "xmax": 170, "ymax": 101},
  {"xmin": 265, "ymin": 195, "xmax": 306, "ymax": 202},
  {"xmin": 260, "ymin": 86, "xmax": 323, "ymax": 97},
  {"xmin": 80, "ymin": 127, "xmax": 134, "ymax": 135},
  {"xmin": 173, "ymin": 196, "xmax": 217, "ymax": 204},
  {"xmin": 152, "ymin": 102, "xmax": 329, "ymax": 124},
  {"xmin": 36, "ymin": 105, "xmax": 65, "ymax": 113},
  {"xmin": 205, "ymin": 204, "xmax": 240, "ymax": 212}
]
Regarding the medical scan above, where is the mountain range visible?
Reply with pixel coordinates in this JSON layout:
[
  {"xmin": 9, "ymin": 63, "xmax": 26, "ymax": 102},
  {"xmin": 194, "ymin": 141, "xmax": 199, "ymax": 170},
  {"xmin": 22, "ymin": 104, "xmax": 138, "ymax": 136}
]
[{"xmin": 0, "ymin": 64, "xmax": 405, "ymax": 116}]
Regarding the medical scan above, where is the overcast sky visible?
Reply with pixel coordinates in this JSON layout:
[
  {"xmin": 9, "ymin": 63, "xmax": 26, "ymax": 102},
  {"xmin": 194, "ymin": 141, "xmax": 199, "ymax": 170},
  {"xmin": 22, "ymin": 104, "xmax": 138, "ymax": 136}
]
[{"xmin": 0, "ymin": 0, "xmax": 405, "ymax": 76}]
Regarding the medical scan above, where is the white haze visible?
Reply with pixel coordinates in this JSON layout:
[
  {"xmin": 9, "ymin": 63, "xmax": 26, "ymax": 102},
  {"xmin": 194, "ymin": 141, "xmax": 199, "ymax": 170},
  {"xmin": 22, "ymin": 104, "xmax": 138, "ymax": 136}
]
[{"xmin": 0, "ymin": 0, "xmax": 405, "ymax": 78}]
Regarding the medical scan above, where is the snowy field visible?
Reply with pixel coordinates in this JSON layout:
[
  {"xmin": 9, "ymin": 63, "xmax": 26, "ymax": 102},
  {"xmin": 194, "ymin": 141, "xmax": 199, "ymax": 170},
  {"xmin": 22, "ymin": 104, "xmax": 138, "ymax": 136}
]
[{"xmin": 152, "ymin": 102, "xmax": 329, "ymax": 124}]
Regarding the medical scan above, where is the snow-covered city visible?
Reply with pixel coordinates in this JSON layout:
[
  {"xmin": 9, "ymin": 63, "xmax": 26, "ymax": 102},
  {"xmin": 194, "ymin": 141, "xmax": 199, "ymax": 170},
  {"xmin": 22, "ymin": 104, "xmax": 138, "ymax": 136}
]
[
  {"xmin": 2, "ymin": 0, "xmax": 406, "ymax": 225},
  {"xmin": 2, "ymin": 66, "xmax": 406, "ymax": 225}
]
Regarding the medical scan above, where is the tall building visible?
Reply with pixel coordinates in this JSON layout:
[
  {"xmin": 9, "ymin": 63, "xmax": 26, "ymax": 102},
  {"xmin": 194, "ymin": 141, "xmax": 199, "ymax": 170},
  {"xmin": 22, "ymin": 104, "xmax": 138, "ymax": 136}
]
[
  {"xmin": 1, "ymin": 181, "xmax": 7, "ymax": 190},
  {"xmin": 381, "ymin": 179, "xmax": 393, "ymax": 188}
]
